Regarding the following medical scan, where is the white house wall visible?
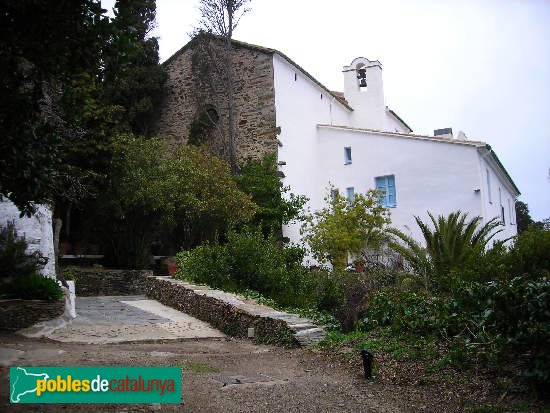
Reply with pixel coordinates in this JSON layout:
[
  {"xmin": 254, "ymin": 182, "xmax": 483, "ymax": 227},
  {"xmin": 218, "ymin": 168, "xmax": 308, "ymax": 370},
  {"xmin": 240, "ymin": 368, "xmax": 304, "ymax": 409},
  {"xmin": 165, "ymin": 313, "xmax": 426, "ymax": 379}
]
[
  {"xmin": 273, "ymin": 52, "xmax": 517, "ymax": 258},
  {"xmin": 273, "ymin": 54, "xmax": 351, "ymax": 246},
  {"xmin": 314, "ymin": 127, "xmax": 494, "ymax": 246},
  {"xmin": 384, "ymin": 111, "xmax": 410, "ymax": 133},
  {"xmin": 0, "ymin": 199, "xmax": 56, "ymax": 277},
  {"xmin": 478, "ymin": 152, "xmax": 518, "ymax": 242}
]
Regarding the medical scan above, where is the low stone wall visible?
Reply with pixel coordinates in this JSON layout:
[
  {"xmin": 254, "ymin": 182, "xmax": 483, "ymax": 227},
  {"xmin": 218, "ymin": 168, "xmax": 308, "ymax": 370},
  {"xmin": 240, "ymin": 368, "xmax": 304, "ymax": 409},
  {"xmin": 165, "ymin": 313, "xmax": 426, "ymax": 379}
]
[
  {"xmin": 64, "ymin": 268, "xmax": 326, "ymax": 347},
  {"xmin": 72, "ymin": 269, "xmax": 151, "ymax": 296},
  {"xmin": 0, "ymin": 299, "xmax": 65, "ymax": 331},
  {"xmin": 143, "ymin": 276, "xmax": 326, "ymax": 347}
]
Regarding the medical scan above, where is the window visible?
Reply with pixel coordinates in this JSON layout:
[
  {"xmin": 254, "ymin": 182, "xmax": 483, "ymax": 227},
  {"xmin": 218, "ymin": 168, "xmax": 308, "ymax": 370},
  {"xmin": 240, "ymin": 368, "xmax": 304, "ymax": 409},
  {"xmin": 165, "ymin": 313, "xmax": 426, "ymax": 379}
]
[
  {"xmin": 375, "ymin": 175, "xmax": 396, "ymax": 207},
  {"xmin": 330, "ymin": 188, "xmax": 339, "ymax": 200},
  {"xmin": 486, "ymin": 168, "xmax": 492, "ymax": 203},
  {"xmin": 499, "ymin": 188, "xmax": 505, "ymax": 225},
  {"xmin": 508, "ymin": 199, "xmax": 514, "ymax": 225},
  {"xmin": 205, "ymin": 106, "xmax": 219, "ymax": 124},
  {"xmin": 344, "ymin": 147, "xmax": 352, "ymax": 164},
  {"xmin": 346, "ymin": 187, "xmax": 355, "ymax": 202}
]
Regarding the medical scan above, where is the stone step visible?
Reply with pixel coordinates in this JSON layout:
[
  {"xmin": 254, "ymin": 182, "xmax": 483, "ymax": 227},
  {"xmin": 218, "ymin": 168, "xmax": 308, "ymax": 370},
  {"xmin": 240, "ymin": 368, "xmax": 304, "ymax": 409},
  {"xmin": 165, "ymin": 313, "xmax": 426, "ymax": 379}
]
[
  {"xmin": 294, "ymin": 327, "xmax": 327, "ymax": 347},
  {"xmin": 288, "ymin": 323, "xmax": 317, "ymax": 332}
]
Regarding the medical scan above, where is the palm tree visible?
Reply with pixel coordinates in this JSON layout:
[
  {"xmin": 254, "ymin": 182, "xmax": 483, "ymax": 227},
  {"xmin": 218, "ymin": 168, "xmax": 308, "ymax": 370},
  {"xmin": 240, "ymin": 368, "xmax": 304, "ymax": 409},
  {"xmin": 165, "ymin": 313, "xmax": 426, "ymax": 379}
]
[{"xmin": 388, "ymin": 211, "xmax": 503, "ymax": 292}]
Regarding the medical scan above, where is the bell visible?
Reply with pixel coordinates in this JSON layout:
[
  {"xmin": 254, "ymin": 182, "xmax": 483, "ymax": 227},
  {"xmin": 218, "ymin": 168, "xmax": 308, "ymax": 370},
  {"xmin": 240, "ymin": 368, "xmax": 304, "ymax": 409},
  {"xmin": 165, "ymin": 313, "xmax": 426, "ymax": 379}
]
[
  {"xmin": 359, "ymin": 78, "xmax": 367, "ymax": 88},
  {"xmin": 357, "ymin": 68, "xmax": 366, "ymax": 79}
]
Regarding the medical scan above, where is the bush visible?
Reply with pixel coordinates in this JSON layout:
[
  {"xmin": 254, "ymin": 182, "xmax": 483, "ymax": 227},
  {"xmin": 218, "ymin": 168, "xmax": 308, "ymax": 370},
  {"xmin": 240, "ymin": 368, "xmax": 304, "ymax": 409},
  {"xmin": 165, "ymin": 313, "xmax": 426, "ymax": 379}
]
[
  {"xmin": 175, "ymin": 245, "xmax": 232, "ymax": 290},
  {"xmin": 2, "ymin": 274, "xmax": 63, "ymax": 301},
  {"xmin": 506, "ymin": 226, "xmax": 550, "ymax": 279},
  {"xmin": 0, "ymin": 222, "xmax": 46, "ymax": 280},
  {"xmin": 360, "ymin": 276, "xmax": 550, "ymax": 392},
  {"xmin": 360, "ymin": 290, "xmax": 445, "ymax": 335},
  {"xmin": 315, "ymin": 270, "xmax": 344, "ymax": 313},
  {"xmin": 234, "ymin": 154, "xmax": 307, "ymax": 236},
  {"xmin": 176, "ymin": 228, "xmax": 318, "ymax": 309}
]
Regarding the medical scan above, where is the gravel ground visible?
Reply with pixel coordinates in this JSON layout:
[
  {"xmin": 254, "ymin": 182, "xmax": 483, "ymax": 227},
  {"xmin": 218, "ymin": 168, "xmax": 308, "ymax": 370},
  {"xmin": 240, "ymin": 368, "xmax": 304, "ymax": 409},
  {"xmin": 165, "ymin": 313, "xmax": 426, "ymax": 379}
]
[{"xmin": 0, "ymin": 333, "xmax": 429, "ymax": 413}]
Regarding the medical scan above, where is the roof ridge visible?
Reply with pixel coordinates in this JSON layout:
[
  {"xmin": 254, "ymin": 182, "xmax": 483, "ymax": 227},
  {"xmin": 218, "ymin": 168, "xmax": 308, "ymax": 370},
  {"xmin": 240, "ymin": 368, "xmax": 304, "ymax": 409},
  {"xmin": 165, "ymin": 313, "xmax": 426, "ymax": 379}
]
[
  {"xmin": 317, "ymin": 124, "xmax": 487, "ymax": 146},
  {"xmin": 162, "ymin": 33, "xmax": 353, "ymax": 111}
]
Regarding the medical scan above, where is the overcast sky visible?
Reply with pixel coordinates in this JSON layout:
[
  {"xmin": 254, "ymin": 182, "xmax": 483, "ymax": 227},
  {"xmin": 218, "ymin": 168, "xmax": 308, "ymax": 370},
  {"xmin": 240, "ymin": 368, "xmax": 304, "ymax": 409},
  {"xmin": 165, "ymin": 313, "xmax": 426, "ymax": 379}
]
[{"xmin": 103, "ymin": 0, "xmax": 550, "ymax": 221}]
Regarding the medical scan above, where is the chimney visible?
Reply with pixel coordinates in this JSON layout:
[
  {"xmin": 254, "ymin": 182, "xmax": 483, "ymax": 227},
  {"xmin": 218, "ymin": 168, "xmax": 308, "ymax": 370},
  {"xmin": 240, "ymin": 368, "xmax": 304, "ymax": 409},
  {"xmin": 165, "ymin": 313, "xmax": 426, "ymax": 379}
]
[{"xmin": 434, "ymin": 128, "xmax": 453, "ymax": 139}]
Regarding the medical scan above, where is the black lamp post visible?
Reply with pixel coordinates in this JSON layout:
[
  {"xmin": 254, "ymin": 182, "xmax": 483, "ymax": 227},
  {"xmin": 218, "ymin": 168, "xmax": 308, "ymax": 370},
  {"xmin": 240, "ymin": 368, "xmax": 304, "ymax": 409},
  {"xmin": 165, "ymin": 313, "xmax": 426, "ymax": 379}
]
[{"xmin": 360, "ymin": 349, "xmax": 373, "ymax": 379}]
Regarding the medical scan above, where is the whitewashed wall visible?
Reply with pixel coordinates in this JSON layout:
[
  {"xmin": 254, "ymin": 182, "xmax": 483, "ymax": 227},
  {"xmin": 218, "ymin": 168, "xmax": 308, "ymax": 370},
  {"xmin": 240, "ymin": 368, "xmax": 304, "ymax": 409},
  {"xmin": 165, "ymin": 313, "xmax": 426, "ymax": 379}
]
[
  {"xmin": 314, "ymin": 126, "xmax": 499, "ymax": 245},
  {"xmin": 384, "ymin": 110, "xmax": 411, "ymax": 133},
  {"xmin": 478, "ymin": 151, "xmax": 518, "ymax": 242},
  {"xmin": 0, "ymin": 199, "xmax": 56, "ymax": 278},
  {"xmin": 274, "ymin": 53, "xmax": 517, "ymax": 260},
  {"xmin": 273, "ymin": 53, "xmax": 351, "ymax": 247}
]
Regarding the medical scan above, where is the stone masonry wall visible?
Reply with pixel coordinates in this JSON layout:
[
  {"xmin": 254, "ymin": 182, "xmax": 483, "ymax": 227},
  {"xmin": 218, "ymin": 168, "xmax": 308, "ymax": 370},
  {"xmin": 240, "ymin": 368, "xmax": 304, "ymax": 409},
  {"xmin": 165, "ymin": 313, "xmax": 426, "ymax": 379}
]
[
  {"xmin": 142, "ymin": 276, "xmax": 300, "ymax": 346},
  {"xmin": 156, "ymin": 40, "xmax": 278, "ymax": 162},
  {"xmin": 0, "ymin": 299, "xmax": 64, "ymax": 331},
  {"xmin": 67, "ymin": 268, "xmax": 326, "ymax": 347},
  {"xmin": 72, "ymin": 269, "xmax": 151, "ymax": 296}
]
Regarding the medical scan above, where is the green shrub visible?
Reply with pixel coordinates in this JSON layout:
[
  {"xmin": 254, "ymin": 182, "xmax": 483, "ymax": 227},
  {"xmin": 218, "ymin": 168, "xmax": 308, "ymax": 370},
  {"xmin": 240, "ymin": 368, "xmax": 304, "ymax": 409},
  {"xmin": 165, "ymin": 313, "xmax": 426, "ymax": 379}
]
[
  {"xmin": 234, "ymin": 154, "xmax": 307, "ymax": 236},
  {"xmin": 175, "ymin": 245, "xmax": 232, "ymax": 290},
  {"xmin": 506, "ymin": 226, "xmax": 550, "ymax": 279},
  {"xmin": 3, "ymin": 274, "xmax": 63, "ymax": 301},
  {"xmin": 176, "ymin": 228, "xmax": 317, "ymax": 309},
  {"xmin": 360, "ymin": 276, "xmax": 550, "ymax": 392},
  {"xmin": 62, "ymin": 267, "xmax": 78, "ymax": 281},
  {"xmin": 315, "ymin": 270, "xmax": 344, "ymax": 312},
  {"xmin": 360, "ymin": 290, "xmax": 445, "ymax": 335},
  {"xmin": 0, "ymin": 222, "xmax": 46, "ymax": 279},
  {"xmin": 314, "ymin": 268, "xmax": 401, "ymax": 332}
]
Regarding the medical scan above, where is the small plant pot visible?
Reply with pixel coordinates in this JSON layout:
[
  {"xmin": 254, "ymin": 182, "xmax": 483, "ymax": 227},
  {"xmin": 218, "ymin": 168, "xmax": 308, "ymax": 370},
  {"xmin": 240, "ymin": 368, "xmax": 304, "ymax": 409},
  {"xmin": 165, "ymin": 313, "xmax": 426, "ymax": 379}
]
[
  {"xmin": 166, "ymin": 262, "xmax": 178, "ymax": 276},
  {"xmin": 354, "ymin": 262, "xmax": 366, "ymax": 273}
]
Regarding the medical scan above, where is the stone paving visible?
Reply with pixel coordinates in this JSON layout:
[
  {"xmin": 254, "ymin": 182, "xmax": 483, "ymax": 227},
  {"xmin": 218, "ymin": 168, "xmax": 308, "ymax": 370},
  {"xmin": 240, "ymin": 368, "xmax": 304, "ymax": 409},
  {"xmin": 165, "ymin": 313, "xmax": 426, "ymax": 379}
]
[{"xmin": 39, "ymin": 295, "xmax": 225, "ymax": 344}]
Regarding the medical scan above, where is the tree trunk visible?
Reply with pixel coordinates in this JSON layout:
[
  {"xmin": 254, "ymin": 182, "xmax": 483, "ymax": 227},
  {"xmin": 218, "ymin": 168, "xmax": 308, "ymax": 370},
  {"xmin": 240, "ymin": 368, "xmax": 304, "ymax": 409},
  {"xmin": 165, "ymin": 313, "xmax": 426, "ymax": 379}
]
[{"xmin": 225, "ymin": 5, "xmax": 238, "ymax": 174}]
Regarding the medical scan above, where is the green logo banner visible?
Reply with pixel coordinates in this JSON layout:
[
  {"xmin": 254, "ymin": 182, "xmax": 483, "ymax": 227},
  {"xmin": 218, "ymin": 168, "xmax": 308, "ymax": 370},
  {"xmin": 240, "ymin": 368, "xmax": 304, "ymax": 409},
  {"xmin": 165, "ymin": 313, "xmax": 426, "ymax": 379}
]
[{"xmin": 10, "ymin": 367, "xmax": 182, "ymax": 404}]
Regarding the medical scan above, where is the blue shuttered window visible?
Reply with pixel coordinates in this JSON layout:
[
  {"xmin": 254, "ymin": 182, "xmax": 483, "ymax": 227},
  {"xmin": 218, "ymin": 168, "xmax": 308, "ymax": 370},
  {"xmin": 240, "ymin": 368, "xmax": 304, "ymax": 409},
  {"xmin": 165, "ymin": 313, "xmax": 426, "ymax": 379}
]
[
  {"xmin": 346, "ymin": 187, "xmax": 355, "ymax": 202},
  {"xmin": 375, "ymin": 175, "xmax": 396, "ymax": 207},
  {"xmin": 344, "ymin": 147, "xmax": 352, "ymax": 164}
]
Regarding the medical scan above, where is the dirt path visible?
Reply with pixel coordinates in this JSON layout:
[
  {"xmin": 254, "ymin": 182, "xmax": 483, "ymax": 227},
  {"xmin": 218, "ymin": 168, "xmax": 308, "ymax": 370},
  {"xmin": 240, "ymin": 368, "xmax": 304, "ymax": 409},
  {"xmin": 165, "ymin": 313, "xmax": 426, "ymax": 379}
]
[{"xmin": 0, "ymin": 333, "xmax": 422, "ymax": 413}]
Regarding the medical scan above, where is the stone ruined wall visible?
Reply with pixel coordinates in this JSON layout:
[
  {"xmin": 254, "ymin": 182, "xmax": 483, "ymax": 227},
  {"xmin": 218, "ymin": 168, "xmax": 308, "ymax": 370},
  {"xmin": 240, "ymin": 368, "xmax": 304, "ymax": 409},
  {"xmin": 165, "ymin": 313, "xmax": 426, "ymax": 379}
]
[
  {"xmin": 72, "ymin": 269, "xmax": 152, "ymax": 296},
  {"xmin": 156, "ymin": 40, "xmax": 278, "ymax": 162},
  {"xmin": 0, "ymin": 299, "xmax": 65, "ymax": 331}
]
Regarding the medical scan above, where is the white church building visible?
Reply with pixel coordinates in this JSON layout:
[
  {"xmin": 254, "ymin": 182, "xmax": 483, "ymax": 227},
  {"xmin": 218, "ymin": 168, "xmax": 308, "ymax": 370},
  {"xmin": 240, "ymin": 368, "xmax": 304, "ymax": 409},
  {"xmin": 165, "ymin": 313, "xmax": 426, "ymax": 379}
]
[
  {"xmin": 274, "ymin": 55, "xmax": 520, "ymax": 248},
  {"xmin": 0, "ymin": 39, "xmax": 521, "ymax": 274},
  {"xmin": 161, "ymin": 36, "xmax": 522, "ymax": 258}
]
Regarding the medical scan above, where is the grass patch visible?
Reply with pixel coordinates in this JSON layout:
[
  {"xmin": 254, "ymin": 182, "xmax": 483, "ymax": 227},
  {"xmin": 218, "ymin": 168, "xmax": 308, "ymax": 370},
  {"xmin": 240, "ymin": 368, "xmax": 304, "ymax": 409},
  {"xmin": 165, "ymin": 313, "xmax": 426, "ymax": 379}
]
[
  {"xmin": 183, "ymin": 362, "xmax": 220, "ymax": 373},
  {"xmin": 318, "ymin": 327, "xmax": 439, "ymax": 362}
]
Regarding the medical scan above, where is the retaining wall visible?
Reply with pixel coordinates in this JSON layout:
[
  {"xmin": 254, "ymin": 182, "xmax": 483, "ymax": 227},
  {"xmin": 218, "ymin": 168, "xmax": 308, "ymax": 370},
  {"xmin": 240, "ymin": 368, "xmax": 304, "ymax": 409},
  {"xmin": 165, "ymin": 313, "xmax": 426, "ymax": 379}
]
[
  {"xmin": 72, "ymin": 268, "xmax": 326, "ymax": 347},
  {"xmin": 0, "ymin": 299, "xmax": 65, "ymax": 331},
  {"xmin": 72, "ymin": 269, "xmax": 151, "ymax": 296}
]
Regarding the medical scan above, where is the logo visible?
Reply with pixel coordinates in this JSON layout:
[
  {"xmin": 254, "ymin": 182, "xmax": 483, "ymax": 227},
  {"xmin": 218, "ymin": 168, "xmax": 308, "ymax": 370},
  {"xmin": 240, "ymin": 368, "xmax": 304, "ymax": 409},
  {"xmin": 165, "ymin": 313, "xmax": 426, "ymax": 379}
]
[{"xmin": 10, "ymin": 367, "xmax": 182, "ymax": 404}]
